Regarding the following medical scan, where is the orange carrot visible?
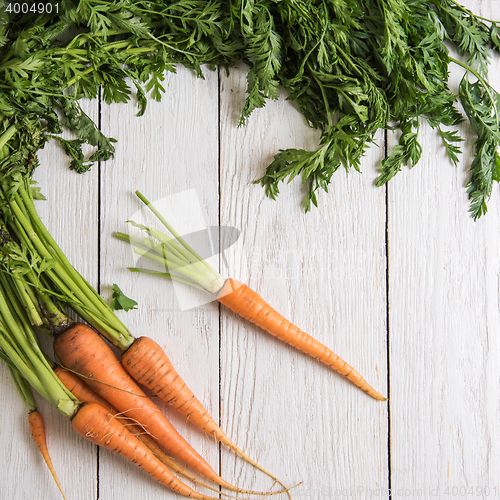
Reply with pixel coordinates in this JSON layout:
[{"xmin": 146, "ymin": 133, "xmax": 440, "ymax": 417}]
[
  {"xmin": 122, "ymin": 336, "xmax": 226, "ymax": 438},
  {"xmin": 72, "ymin": 402, "xmax": 230, "ymax": 500},
  {"xmin": 54, "ymin": 322, "xmax": 261, "ymax": 494},
  {"xmin": 54, "ymin": 364, "xmax": 232, "ymax": 496},
  {"xmin": 121, "ymin": 190, "xmax": 385, "ymax": 401},
  {"xmin": 217, "ymin": 279, "xmax": 386, "ymax": 401},
  {"xmin": 54, "ymin": 365, "xmax": 117, "ymax": 414},
  {"xmin": 121, "ymin": 335, "xmax": 290, "ymax": 495},
  {"xmin": 28, "ymin": 410, "xmax": 67, "ymax": 500}
]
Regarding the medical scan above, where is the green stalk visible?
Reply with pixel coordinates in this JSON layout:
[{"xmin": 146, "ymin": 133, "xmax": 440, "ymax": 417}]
[
  {"xmin": 131, "ymin": 191, "xmax": 225, "ymax": 293},
  {"xmin": 8, "ymin": 180, "xmax": 134, "ymax": 349},
  {"xmin": 0, "ymin": 334, "xmax": 51, "ymax": 402},
  {"xmin": 127, "ymin": 267, "xmax": 205, "ymax": 290},
  {"xmin": 0, "ymin": 124, "xmax": 17, "ymax": 151},
  {"xmin": 131, "ymin": 246, "xmax": 221, "ymax": 291},
  {"xmin": 0, "ymin": 274, "xmax": 78, "ymax": 418},
  {"xmin": 134, "ymin": 191, "xmax": 209, "ymax": 266},
  {"xmin": 12, "ymin": 276, "xmax": 44, "ymax": 327},
  {"xmin": 450, "ymin": 57, "xmax": 500, "ymax": 123}
]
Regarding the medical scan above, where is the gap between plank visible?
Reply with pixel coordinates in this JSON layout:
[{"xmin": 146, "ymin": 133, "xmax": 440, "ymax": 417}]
[
  {"xmin": 217, "ymin": 65, "xmax": 223, "ymax": 497},
  {"xmin": 96, "ymin": 84, "xmax": 103, "ymax": 500},
  {"xmin": 384, "ymin": 129, "xmax": 392, "ymax": 500}
]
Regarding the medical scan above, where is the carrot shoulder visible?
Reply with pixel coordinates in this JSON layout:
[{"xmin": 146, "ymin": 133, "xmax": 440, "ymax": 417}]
[
  {"xmin": 28, "ymin": 410, "xmax": 67, "ymax": 500},
  {"xmin": 217, "ymin": 279, "xmax": 386, "ymax": 401}
]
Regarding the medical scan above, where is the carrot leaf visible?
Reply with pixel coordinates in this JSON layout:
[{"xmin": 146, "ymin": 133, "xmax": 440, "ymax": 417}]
[{"xmin": 110, "ymin": 284, "xmax": 138, "ymax": 312}]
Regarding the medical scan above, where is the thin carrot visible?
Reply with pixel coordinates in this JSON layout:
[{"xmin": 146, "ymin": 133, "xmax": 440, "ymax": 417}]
[
  {"xmin": 2, "ymin": 361, "xmax": 67, "ymax": 499},
  {"xmin": 217, "ymin": 279, "xmax": 386, "ymax": 401},
  {"xmin": 28, "ymin": 409, "xmax": 67, "ymax": 500},
  {"xmin": 54, "ymin": 322, "xmax": 266, "ymax": 495}
]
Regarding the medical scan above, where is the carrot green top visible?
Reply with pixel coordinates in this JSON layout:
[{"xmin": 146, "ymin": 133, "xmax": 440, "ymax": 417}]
[
  {"xmin": 0, "ymin": 174, "xmax": 135, "ymax": 350},
  {"xmin": 116, "ymin": 191, "xmax": 226, "ymax": 295},
  {"xmin": 0, "ymin": 270, "xmax": 80, "ymax": 419}
]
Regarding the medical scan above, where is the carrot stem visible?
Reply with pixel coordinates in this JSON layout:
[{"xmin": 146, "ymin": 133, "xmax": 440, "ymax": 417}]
[
  {"xmin": 132, "ymin": 190, "xmax": 224, "ymax": 290},
  {"xmin": 127, "ymin": 267, "xmax": 205, "ymax": 290},
  {"xmin": 1, "ymin": 176, "xmax": 135, "ymax": 349},
  {"xmin": 0, "ymin": 272, "xmax": 79, "ymax": 416}
]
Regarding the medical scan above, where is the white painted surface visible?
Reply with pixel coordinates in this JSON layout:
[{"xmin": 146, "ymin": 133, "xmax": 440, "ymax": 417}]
[{"xmin": 1, "ymin": 1, "xmax": 500, "ymax": 499}]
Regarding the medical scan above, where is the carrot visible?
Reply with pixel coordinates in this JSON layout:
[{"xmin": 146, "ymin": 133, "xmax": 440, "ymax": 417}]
[
  {"xmin": 28, "ymin": 409, "xmax": 67, "ymax": 500},
  {"xmin": 54, "ymin": 365, "xmax": 118, "ymax": 414},
  {"xmin": 72, "ymin": 402, "xmax": 231, "ymax": 500},
  {"xmin": 2, "ymin": 361, "xmax": 67, "ymax": 499},
  {"xmin": 217, "ymin": 279, "xmax": 386, "ymax": 401},
  {"xmin": 122, "ymin": 335, "xmax": 292, "ymax": 496},
  {"xmin": 54, "ymin": 364, "xmax": 232, "ymax": 496},
  {"xmin": 53, "ymin": 322, "xmax": 265, "ymax": 494},
  {"xmin": 120, "ymin": 190, "xmax": 386, "ymax": 401}
]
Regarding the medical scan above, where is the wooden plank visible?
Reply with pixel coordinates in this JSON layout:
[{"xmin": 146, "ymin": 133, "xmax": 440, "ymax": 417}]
[
  {"xmin": 388, "ymin": 0, "xmax": 500, "ymax": 495},
  {"xmin": 219, "ymin": 63, "xmax": 389, "ymax": 496},
  {"xmin": 0, "ymin": 98, "xmax": 99, "ymax": 500},
  {"xmin": 98, "ymin": 65, "xmax": 222, "ymax": 499}
]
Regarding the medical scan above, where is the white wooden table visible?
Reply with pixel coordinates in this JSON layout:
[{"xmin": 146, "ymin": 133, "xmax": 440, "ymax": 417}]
[{"xmin": 2, "ymin": 1, "xmax": 500, "ymax": 498}]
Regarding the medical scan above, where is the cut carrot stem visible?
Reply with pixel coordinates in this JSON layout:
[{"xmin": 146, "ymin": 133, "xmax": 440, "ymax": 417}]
[{"xmin": 28, "ymin": 410, "xmax": 67, "ymax": 500}]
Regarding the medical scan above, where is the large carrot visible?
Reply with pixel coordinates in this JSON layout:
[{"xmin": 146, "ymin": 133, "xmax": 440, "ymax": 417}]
[
  {"xmin": 121, "ymin": 335, "xmax": 292, "ymax": 494},
  {"xmin": 120, "ymin": 190, "xmax": 386, "ymax": 401},
  {"xmin": 53, "ymin": 322, "xmax": 268, "ymax": 494}
]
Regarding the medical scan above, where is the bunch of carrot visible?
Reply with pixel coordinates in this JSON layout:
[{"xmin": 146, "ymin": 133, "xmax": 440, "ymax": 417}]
[
  {"xmin": 0, "ymin": 174, "xmax": 290, "ymax": 497},
  {"xmin": 0, "ymin": 174, "xmax": 385, "ymax": 497}
]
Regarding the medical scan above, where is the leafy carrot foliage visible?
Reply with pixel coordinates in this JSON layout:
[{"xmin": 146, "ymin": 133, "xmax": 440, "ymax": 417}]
[{"xmin": 1, "ymin": 0, "xmax": 500, "ymax": 217}]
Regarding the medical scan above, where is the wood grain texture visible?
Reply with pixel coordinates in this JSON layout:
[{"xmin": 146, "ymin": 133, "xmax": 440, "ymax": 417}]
[
  {"xmin": 219, "ymin": 63, "xmax": 388, "ymax": 496},
  {"xmin": 388, "ymin": 1, "xmax": 500, "ymax": 496},
  {"xmin": 3, "ymin": 2, "xmax": 500, "ymax": 498},
  {"xmin": 98, "ymin": 65, "xmax": 222, "ymax": 500}
]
